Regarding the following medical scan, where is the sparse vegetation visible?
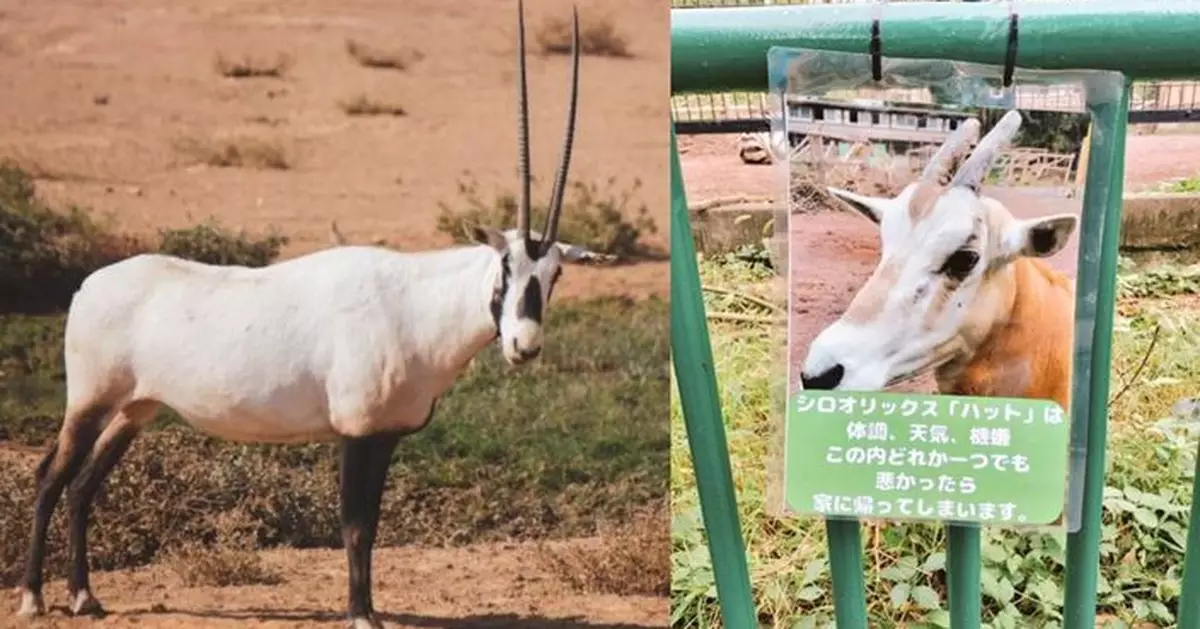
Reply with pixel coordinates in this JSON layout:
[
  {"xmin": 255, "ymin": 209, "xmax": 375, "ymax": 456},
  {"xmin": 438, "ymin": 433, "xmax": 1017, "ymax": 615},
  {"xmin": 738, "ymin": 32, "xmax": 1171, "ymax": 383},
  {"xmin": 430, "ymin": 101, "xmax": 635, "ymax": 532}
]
[
  {"xmin": 538, "ymin": 505, "xmax": 669, "ymax": 597},
  {"xmin": 0, "ymin": 295, "xmax": 668, "ymax": 587},
  {"xmin": 162, "ymin": 509, "xmax": 284, "ymax": 587},
  {"xmin": 671, "ymin": 256, "xmax": 1200, "ymax": 628},
  {"xmin": 0, "ymin": 163, "xmax": 667, "ymax": 589},
  {"xmin": 176, "ymin": 136, "xmax": 292, "ymax": 170},
  {"xmin": 345, "ymin": 38, "xmax": 422, "ymax": 70},
  {"xmin": 0, "ymin": 164, "xmax": 288, "ymax": 313},
  {"xmin": 1164, "ymin": 175, "xmax": 1200, "ymax": 193},
  {"xmin": 214, "ymin": 53, "xmax": 292, "ymax": 79},
  {"xmin": 537, "ymin": 14, "xmax": 632, "ymax": 58},
  {"xmin": 436, "ymin": 177, "xmax": 661, "ymax": 260},
  {"xmin": 158, "ymin": 221, "xmax": 288, "ymax": 266},
  {"xmin": 246, "ymin": 115, "xmax": 287, "ymax": 127},
  {"xmin": 339, "ymin": 94, "xmax": 407, "ymax": 117}
]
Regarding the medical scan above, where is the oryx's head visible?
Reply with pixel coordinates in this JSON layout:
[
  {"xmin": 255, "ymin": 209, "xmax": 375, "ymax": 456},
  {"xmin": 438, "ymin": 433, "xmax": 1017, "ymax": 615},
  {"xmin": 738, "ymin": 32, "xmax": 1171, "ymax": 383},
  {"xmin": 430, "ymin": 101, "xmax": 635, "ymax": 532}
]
[
  {"xmin": 471, "ymin": 1, "xmax": 611, "ymax": 366},
  {"xmin": 800, "ymin": 110, "xmax": 1078, "ymax": 392}
]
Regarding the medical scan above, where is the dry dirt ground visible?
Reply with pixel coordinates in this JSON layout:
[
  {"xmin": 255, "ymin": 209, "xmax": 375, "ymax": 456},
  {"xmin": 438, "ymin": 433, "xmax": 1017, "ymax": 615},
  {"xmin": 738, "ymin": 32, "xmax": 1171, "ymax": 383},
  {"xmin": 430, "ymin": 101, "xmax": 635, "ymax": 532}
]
[
  {"xmin": 0, "ymin": 0, "xmax": 668, "ymax": 626},
  {"xmin": 3, "ymin": 542, "xmax": 666, "ymax": 629},
  {"xmin": 0, "ymin": 0, "xmax": 669, "ymax": 300},
  {"xmin": 677, "ymin": 129, "xmax": 1200, "ymax": 394}
]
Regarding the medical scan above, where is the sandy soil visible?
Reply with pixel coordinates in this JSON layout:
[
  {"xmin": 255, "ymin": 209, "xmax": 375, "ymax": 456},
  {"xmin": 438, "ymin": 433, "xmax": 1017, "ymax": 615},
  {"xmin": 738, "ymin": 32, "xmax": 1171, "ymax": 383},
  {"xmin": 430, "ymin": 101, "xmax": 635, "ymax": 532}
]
[
  {"xmin": 677, "ymin": 128, "xmax": 1200, "ymax": 393},
  {"xmin": 0, "ymin": 0, "xmax": 668, "ymax": 300},
  {"xmin": 1, "ymin": 541, "xmax": 667, "ymax": 629}
]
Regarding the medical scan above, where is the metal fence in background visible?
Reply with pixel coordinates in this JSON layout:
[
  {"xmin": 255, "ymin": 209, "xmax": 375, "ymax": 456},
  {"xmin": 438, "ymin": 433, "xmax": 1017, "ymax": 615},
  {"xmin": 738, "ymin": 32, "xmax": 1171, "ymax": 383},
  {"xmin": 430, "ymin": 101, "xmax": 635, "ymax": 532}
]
[{"xmin": 670, "ymin": 0, "xmax": 1200, "ymax": 133}]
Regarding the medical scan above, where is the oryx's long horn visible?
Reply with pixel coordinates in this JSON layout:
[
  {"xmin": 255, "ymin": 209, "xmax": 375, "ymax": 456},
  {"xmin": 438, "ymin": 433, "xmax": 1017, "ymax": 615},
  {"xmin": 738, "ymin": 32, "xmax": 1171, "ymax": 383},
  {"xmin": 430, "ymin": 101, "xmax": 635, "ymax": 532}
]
[
  {"xmin": 541, "ymin": 5, "xmax": 580, "ymax": 252},
  {"xmin": 951, "ymin": 109, "xmax": 1022, "ymax": 191},
  {"xmin": 515, "ymin": 0, "xmax": 532, "ymax": 239},
  {"xmin": 921, "ymin": 118, "xmax": 980, "ymax": 185}
]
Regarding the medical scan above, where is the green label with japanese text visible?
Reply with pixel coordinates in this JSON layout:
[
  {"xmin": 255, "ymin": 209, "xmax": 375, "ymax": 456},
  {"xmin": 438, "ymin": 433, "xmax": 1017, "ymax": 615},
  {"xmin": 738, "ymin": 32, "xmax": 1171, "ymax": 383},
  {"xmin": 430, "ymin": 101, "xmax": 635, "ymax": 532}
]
[{"xmin": 784, "ymin": 390, "xmax": 1070, "ymax": 526}]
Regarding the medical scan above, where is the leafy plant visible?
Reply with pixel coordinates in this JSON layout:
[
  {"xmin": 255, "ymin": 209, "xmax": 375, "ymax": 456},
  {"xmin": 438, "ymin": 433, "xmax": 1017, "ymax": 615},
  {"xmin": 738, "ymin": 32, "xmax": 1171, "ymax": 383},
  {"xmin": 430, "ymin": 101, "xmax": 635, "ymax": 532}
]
[
  {"xmin": 671, "ymin": 254, "xmax": 1200, "ymax": 628},
  {"xmin": 0, "ymin": 164, "xmax": 291, "ymax": 312},
  {"xmin": 435, "ymin": 176, "xmax": 660, "ymax": 260},
  {"xmin": 157, "ymin": 222, "xmax": 287, "ymax": 267},
  {"xmin": 1165, "ymin": 176, "xmax": 1200, "ymax": 193}
]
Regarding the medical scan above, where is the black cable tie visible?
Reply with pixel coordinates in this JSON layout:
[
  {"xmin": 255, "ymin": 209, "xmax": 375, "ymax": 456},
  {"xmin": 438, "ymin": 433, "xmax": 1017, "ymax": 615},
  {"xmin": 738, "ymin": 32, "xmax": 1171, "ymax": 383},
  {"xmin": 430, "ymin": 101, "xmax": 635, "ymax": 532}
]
[
  {"xmin": 1002, "ymin": 5, "xmax": 1019, "ymax": 88},
  {"xmin": 869, "ymin": 14, "xmax": 883, "ymax": 83}
]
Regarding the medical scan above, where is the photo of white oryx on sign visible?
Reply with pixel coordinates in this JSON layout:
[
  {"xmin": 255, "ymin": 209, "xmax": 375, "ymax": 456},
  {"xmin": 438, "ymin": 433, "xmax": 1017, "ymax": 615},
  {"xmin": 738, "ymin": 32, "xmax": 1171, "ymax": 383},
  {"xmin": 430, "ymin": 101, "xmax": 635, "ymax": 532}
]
[{"xmin": 790, "ymin": 107, "xmax": 1085, "ymax": 411}]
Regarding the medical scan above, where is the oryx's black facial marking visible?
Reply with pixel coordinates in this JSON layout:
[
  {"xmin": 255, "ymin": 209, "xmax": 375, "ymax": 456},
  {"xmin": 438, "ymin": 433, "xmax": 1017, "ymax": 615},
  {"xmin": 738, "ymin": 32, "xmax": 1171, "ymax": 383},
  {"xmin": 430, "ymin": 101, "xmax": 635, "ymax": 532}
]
[
  {"xmin": 519, "ymin": 277, "xmax": 544, "ymax": 323},
  {"xmin": 527, "ymin": 237, "xmax": 545, "ymax": 261},
  {"xmin": 490, "ymin": 254, "xmax": 511, "ymax": 337}
]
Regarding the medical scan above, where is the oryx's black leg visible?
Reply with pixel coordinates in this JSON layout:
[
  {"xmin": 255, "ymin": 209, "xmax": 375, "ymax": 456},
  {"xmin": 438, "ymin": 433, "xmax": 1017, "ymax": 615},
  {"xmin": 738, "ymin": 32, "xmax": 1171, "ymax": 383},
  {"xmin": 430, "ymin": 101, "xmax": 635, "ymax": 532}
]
[
  {"xmin": 18, "ymin": 405, "xmax": 110, "ymax": 617},
  {"xmin": 340, "ymin": 431, "xmax": 401, "ymax": 629},
  {"xmin": 66, "ymin": 407, "xmax": 149, "ymax": 616}
]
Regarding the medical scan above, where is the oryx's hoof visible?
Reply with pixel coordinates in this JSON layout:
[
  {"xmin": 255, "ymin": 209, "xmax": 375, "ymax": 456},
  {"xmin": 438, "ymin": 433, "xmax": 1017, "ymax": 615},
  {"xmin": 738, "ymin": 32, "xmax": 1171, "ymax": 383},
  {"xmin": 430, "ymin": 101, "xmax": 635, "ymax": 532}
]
[
  {"xmin": 349, "ymin": 615, "xmax": 385, "ymax": 629},
  {"xmin": 15, "ymin": 589, "xmax": 45, "ymax": 617},
  {"xmin": 70, "ymin": 589, "xmax": 105, "ymax": 617}
]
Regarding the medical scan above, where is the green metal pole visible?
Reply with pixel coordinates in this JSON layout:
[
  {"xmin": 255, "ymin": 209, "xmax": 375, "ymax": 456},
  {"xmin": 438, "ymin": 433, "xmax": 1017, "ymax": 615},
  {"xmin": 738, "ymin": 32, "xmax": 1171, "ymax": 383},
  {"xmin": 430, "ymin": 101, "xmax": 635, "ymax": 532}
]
[
  {"xmin": 670, "ymin": 123, "xmax": 757, "ymax": 629},
  {"xmin": 946, "ymin": 523, "xmax": 982, "ymax": 628},
  {"xmin": 672, "ymin": 2, "xmax": 1200, "ymax": 93},
  {"xmin": 1063, "ymin": 82, "xmax": 1131, "ymax": 629},
  {"xmin": 1179, "ymin": 439, "xmax": 1200, "ymax": 629},
  {"xmin": 825, "ymin": 519, "xmax": 868, "ymax": 628}
]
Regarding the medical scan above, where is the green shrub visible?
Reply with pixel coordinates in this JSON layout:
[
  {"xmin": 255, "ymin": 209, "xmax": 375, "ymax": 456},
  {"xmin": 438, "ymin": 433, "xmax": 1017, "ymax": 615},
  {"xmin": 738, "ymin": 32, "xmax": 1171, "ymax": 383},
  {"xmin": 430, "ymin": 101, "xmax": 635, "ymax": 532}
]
[
  {"xmin": 0, "ymin": 164, "xmax": 143, "ymax": 312},
  {"xmin": 156, "ymin": 222, "xmax": 288, "ymax": 267},
  {"xmin": 0, "ymin": 164, "xmax": 289, "ymax": 312},
  {"xmin": 435, "ymin": 177, "xmax": 660, "ymax": 260},
  {"xmin": 1166, "ymin": 176, "xmax": 1200, "ymax": 193}
]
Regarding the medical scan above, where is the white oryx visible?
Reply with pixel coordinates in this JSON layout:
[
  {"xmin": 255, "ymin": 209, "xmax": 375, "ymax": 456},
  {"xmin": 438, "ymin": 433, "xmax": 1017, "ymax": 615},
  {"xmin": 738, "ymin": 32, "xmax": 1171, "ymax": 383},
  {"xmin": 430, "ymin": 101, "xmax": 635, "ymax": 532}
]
[
  {"xmin": 16, "ymin": 3, "xmax": 600, "ymax": 628},
  {"xmin": 800, "ymin": 110, "xmax": 1078, "ymax": 410}
]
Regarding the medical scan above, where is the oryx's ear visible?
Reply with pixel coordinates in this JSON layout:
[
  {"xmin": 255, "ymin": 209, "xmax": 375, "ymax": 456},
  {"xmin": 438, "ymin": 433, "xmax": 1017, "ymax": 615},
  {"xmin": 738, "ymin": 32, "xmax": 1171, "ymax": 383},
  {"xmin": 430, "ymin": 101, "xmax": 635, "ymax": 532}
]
[
  {"xmin": 826, "ymin": 187, "xmax": 890, "ymax": 224},
  {"xmin": 999, "ymin": 213, "xmax": 1078, "ymax": 261},
  {"xmin": 468, "ymin": 225, "xmax": 510, "ymax": 252},
  {"xmin": 555, "ymin": 242, "xmax": 618, "ymax": 265}
]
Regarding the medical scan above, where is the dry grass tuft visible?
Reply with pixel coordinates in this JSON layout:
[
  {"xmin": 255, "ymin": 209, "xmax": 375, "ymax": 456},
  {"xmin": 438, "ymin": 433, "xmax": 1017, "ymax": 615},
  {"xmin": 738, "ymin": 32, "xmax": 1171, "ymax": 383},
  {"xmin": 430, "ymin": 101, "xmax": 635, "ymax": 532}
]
[
  {"xmin": 789, "ymin": 140, "xmax": 915, "ymax": 215},
  {"xmin": 176, "ymin": 136, "xmax": 292, "ymax": 170},
  {"xmin": 162, "ymin": 509, "xmax": 284, "ymax": 587},
  {"xmin": 536, "ymin": 14, "xmax": 631, "ymax": 58},
  {"xmin": 214, "ymin": 53, "xmax": 292, "ymax": 79},
  {"xmin": 345, "ymin": 39, "xmax": 423, "ymax": 71},
  {"xmin": 537, "ymin": 504, "xmax": 668, "ymax": 597},
  {"xmin": 339, "ymin": 94, "xmax": 407, "ymax": 117}
]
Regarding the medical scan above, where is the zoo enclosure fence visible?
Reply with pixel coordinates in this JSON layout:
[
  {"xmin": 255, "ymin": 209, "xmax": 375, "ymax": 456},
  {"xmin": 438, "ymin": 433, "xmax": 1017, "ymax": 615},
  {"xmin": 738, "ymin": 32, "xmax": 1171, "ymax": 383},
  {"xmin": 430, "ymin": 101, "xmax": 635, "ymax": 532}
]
[
  {"xmin": 671, "ymin": 0, "xmax": 1200, "ymax": 135},
  {"xmin": 669, "ymin": 2, "xmax": 1200, "ymax": 629}
]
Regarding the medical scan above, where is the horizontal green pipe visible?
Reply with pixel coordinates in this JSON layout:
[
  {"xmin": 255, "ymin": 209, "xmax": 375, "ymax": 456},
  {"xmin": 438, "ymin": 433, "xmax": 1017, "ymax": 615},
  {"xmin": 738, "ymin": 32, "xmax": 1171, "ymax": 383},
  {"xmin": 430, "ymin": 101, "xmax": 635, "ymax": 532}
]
[{"xmin": 672, "ymin": 1, "xmax": 1200, "ymax": 93}]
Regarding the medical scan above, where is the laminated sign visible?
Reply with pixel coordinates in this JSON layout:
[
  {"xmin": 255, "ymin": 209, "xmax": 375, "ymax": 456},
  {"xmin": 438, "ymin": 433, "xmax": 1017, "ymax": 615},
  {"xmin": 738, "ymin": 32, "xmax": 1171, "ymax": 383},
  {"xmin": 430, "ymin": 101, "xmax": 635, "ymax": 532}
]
[{"xmin": 766, "ymin": 48, "xmax": 1125, "ymax": 531}]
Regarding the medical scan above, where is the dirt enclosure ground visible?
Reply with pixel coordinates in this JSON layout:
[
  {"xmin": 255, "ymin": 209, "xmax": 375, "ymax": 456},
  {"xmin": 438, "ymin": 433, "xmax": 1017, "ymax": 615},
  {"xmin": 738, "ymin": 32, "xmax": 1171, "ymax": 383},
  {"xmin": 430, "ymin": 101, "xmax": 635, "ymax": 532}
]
[
  {"xmin": 7, "ymin": 543, "xmax": 665, "ymax": 629},
  {"xmin": 0, "ymin": 0, "xmax": 669, "ymax": 301},
  {"xmin": 0, "ymin": 0, "xmax": 668, "ymax": 626},
  {"xmin": 677, "ymin": 128, "xmax": 1200, "ymax": 394}
]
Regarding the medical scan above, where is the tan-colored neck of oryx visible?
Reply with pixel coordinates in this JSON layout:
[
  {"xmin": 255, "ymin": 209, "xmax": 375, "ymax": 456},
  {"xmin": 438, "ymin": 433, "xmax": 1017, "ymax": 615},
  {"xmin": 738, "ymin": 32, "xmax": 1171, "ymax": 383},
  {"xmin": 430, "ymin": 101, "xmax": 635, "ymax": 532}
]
[
  {"xmin": 514, "ymin": 0, "xmax": 580, "ymax": 253},
  {"xmin": 935, "ymin": 253, "xmax": 1074, "ymax": 410}
]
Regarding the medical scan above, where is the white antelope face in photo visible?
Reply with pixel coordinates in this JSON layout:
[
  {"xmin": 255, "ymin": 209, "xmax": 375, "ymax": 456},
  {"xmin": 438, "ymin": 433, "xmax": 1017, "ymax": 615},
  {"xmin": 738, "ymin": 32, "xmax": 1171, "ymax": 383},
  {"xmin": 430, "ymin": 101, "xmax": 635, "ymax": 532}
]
[{"xmin": 800, "ymin": 111, "xmax": 1079, "ymax": 392}]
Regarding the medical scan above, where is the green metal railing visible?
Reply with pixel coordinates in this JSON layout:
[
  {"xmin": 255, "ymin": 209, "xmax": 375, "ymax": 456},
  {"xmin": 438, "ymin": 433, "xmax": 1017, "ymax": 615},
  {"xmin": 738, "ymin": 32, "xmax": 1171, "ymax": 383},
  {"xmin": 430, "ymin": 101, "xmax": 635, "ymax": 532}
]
[
  {"xmin": 670, "ymin": 0, "xmax": 1200, "ymax": 133},
  {"xmin": 669, "ymin": 2, "xmax": 1200, "ymax": 627}
]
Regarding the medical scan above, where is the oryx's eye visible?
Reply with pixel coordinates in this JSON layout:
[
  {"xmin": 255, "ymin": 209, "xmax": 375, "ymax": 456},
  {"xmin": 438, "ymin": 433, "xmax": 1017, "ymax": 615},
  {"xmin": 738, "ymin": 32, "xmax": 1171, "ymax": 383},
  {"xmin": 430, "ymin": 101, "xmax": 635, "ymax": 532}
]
[{"xmin": 938, "ymin": 249, "xmax": 979, "ymax": 281}]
